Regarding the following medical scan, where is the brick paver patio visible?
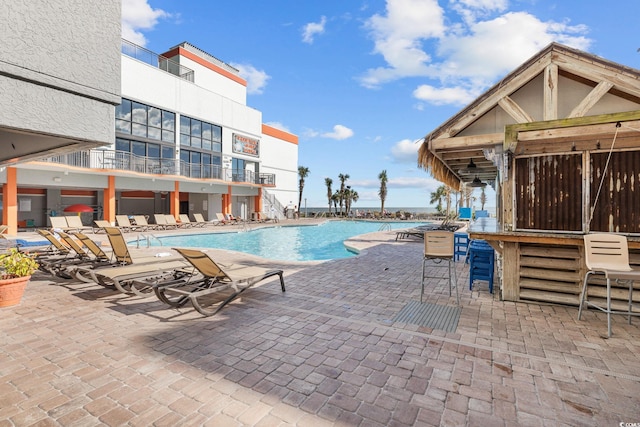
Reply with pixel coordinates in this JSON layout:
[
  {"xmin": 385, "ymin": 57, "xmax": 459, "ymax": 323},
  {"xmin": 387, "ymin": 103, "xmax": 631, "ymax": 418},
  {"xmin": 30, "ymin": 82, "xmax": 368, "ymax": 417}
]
[{"xmin": 1, "ymin": 223, "xmax": 639, "ymax": 426}]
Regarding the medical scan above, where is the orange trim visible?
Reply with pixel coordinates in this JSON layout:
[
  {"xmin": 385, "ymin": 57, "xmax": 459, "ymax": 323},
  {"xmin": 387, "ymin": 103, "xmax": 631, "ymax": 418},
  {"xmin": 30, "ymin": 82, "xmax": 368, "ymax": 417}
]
[
  {"xmin": 104, "ymin": 176, "xmax": 115, "ymax": 222},
  {"xmin": 120, "ymin": 191, "xmax": 155, "ymax": 198},
  {"xmin": 254, "ymin": 189, "xmax": 262, "ymax": 214},
  {"xmin": 61, "ymin": 190, "xmax": 95, "ymax": 196},
  {"xmin": 17, "ymin": 188, "xmax": 46, "ymax": 195},
  {"xmin": 179, "ymin": 192, "xmax": 189, "ymax": 202},
  {"xmin": 262, "ymin": 124, "xmax": 298, "ymax": 145},
  {"xmin": 163, "ymin": 47, "xmax": 247, "ymax": 87},
  {"xmin": 4, "ymin": 168, "xmax": 17, "ymax": 234}
]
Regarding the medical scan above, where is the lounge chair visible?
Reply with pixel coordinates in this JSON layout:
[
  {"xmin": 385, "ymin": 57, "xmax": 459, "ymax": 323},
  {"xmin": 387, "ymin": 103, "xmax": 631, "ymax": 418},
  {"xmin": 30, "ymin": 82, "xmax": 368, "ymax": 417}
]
[
  {"xmin": 116, "ymin": 215, "xmax": 136, "ymax": 232},
  {"xmin": 215, "ymin": 213, "xmax": 230, "ymax": 225},
  {"xmin": 178, "ymin": 214, "xmax": 194, "ymax": 228},
  {"xmin": 41, "ymin": 231, "xmax": 112, "ymax": 279},
  {"xmin": 65, "ymin": 215, "xmax": 92, "ymax": 233},
  {"xmin": 0, "ymin": 225, "xmax": 8, "ymax": 235},
  {"xmin": 191, "ymin": 213, "xmax": 210, "ymax": 227},
  {"xmin": 153, "ymin": 247, "xmax": 285, "ymax": 316},
  {"xmin": 77, "ymin": 227, "xmax": 188, "ymax": 294},
  {"xmin": 132, "ymin": 215, "xmax": 153, "ymax": 231},
  {"xmin": 164, "ymin": 214, "xmax": 185, "ymax": 229},
  {"xmin": 153, "ymin": 214, "xmax": 174, "ymax": 230},
  {"xmin": 49, "ymin": 216, "xmax": 71, "ymax": 231},
  {"xmin": 93, "ymin": 220, "xmax": 112, "ymax": 233}
]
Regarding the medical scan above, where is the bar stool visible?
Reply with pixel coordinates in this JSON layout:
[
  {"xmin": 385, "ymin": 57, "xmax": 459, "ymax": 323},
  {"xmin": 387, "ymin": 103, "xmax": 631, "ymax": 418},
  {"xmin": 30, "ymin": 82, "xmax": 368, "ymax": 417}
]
[
  {"xmin": 454, "ymin": 233, "xmax": 470, "ymax": 262},
  {"xmin": 468, "ymin": 240, "xmax": 495, "ymax": 293}
]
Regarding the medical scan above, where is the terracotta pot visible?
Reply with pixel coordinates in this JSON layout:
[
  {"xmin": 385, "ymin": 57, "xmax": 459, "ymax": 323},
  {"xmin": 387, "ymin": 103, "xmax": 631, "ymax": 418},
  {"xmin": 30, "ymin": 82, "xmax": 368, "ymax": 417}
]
[{"xmin": 0, "ymin": 275, "xmax": 31, "ymax": 308}]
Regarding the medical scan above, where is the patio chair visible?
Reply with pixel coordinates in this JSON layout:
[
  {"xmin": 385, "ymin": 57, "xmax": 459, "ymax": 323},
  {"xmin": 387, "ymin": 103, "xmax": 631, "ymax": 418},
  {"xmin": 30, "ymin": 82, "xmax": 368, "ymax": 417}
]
[
  {"xmin": 93, "ymin": 220, "xmax": 112, "ymax": 234},
  {"xmin": 42, "ymin": 231, "xmax": 112, "ymax": 279},
  {"xmin": 153, "ymin": 214, "xmax": 175, "ymax": 230},
  {"xmin": 76, "ymin": 227, "xmax": 188, "ymax": 294},
  {"xmin": 215, "ymin": 212, "xmax": 230, "ymax": 225},
  {"xmin": 65, "ymin": 215, "xmax": 92, "ymax": 233},
  {"xmin": 49, "ymin": 216, "xmax": 72, "ymax": 231},
  {"xmin": 191, "ymin": 213, "xmax": 211, "ymax": 227},
  {"xmin": 116, "ymin": 215, "xmax": 137, "ymax": 232},
  {"xmin": 0, "ymin": 225, "xmax": 8, "ymax": 234},
  {"xmin": 178, "ymin": 214, "xmax": 195, "ymax": 228},
  {"xmin": 153, "ymin": 248, "xmax": 285, "ymax": 316},
  {"xmin": 578, "ymin": 233, "xmax": 640, "ymax": 337},
  {"xmin": 421, "ymin": 231, "xmax": 459, "ymax": 304},
  {"xmin": 132, "ymin": 215, "xmax": 152, "ymax": 231}
]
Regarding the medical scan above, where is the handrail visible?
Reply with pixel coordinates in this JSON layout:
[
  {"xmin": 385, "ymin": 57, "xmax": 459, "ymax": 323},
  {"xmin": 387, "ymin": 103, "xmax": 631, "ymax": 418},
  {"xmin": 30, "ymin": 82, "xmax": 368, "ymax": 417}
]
[
  {"xmin": 378, "ymin": 223, "xmax": 392, "ymax": 231},
  {"xmin": 136, "ymin": 233, "xmax": 163, "ymax": 248}
]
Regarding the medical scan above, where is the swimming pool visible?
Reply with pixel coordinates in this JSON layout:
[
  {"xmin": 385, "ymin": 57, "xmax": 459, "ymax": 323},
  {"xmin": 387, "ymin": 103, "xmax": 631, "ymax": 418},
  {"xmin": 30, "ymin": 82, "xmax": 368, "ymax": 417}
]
[{"xmin": 150, "ymin": 220, "xmax": 431, "ymax": 262}]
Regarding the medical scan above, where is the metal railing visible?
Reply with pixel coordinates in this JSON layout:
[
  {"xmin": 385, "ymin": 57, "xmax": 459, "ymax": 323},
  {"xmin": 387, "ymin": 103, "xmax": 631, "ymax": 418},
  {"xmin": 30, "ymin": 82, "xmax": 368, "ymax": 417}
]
[
  {"xmin": 43, "ymin": 149, "xmax": 275, "ymax": 185},
  {"xmin": 122, "ymin": 39, "xmax": 195, "ymax": 82}
]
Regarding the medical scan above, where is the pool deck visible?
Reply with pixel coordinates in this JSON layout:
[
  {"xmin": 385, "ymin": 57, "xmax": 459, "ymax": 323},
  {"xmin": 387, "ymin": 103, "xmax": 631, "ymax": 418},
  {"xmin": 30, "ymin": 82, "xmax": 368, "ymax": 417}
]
[{"xmin": 1, "ymin": 219, "xmax": 639, "ymax": 426}]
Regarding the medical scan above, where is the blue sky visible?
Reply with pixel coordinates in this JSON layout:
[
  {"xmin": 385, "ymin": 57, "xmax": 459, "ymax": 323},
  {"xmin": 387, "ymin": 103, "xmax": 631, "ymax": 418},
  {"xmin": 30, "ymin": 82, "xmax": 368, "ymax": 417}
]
[{"xmin": 122, "ymin": 0, "xmax": 640, "ymax": 209}]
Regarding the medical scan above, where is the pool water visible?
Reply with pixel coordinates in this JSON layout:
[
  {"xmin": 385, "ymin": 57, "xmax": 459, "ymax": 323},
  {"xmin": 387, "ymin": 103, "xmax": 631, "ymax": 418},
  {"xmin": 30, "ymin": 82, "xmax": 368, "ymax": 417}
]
[{"xmin": 151, "ymin": 220, "xmax": 431, "ymax": 261}]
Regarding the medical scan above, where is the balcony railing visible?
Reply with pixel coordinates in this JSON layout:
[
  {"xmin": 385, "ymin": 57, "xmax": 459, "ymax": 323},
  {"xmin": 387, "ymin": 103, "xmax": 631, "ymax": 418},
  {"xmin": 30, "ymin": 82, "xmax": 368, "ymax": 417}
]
[
  {"xmin": 43, "ymin": 150, "xmax": 275, "ymax": 186},
  {"xmin": 122, "ymin": 39, "xmax": 195, "ymax": 82}
]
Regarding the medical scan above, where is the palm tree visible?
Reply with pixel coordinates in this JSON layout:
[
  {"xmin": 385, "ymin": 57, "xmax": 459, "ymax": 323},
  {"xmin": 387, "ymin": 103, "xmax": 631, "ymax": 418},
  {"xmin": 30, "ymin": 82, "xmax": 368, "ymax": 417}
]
[
  {"xmin": 297, "ymin": 166, "xmax": 310, "ymax": 216},
  {"xmin": 345, "ymin": 187, "xmax": 359, "ymax": 215},
  {"xmin": 338, "ymin": 173, "xmax": 349, "ymax": 216},
  {"xmin": 324, "ymin": 177, "xmax": 333, "ymax": 215},
  {"xmin": 429, "ymin": 185, "xmax": 447, "ymax": 215},
  {"xmin": 378, "ymin": 170, "xmax": 388, "ymax": 214},
  {"xmin": 331, "ymin": 191, "xmax": 340, "ymax": 214}
]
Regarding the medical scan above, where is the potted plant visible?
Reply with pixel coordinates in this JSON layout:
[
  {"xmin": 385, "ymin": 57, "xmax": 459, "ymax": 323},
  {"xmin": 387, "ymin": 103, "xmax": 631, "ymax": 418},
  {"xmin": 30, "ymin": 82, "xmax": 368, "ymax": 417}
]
[{"xmin": 0, "ymin": 248, "xmax": 39, "ymax": 307}]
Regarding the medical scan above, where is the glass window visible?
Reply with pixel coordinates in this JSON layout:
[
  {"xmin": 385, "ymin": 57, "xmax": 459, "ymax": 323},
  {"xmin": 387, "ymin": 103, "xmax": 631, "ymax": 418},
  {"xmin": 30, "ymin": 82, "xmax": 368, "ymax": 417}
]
[
  {"xmin": 161, "ymin": 146, "xmax": 174, "ymax": 159},
  {"xmin": 147, "ymin": 127, "xmax": 161, "ymax": 140},
  {"xmin": 180, "ymin": 116, "xmax": 190, "ymax": 136},
  {"xmin": 162, "ymin": 130, "xmax": 175, "ymax": 143},
  {"xmin": 116, "ymin": 138, "xmax": 130, "ymax": 152},
  {"xmin": 148, "ymin": 143, "xmax": 160, "ymax": 159},
  {"xmin": 115, "ymin": 119, "xmax": 131, "ymax": 134},
  {"xmin": 191, "ymin": 120, "xmax": 201, "ymax": 137},
  {"xmin": 132, "ymin": 141, "xmax": 146, "ymax": 157},
  {"xmin": 202, "ymin": 123, "xmax": 212, "ymax": 140},
  {"xmin": 148, "ymin": 106, "xmax": 161, "ymax": 128},
  {"xmin": 180, "ymin": 133, "xmax": 190, "ymax": 146},
  {"xmin": 162, "ymin": 111, "xmax": 175, "ymax": 130},
  {"xmin": 211, "ymin": 125, "xmax": 222, "ymax": 142},
  {"xmin": 132, "ymin": 123, "xmax": 147, "ymax": 138},
  {"xmin": 116, "ymin": 99, "xmax": 131, "ymax": 120},
  {"xmin": 131, "ymin": 102, "xmax": 147, "ymax": 124}
]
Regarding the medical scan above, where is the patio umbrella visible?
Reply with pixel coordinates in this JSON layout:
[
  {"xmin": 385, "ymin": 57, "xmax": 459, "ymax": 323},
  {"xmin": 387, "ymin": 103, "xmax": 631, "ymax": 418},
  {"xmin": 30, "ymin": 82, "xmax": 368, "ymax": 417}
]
[{"xmin": 63, "ymin": 204, "xmax": 94, "ymax": 214}]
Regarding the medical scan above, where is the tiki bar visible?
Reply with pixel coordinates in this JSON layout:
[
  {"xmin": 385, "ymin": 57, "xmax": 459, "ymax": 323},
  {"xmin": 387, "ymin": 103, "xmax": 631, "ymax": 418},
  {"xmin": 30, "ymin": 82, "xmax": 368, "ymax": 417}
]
[{"xmin": 418, "ymin": 43, "xmax": 640, "ymax": 314}]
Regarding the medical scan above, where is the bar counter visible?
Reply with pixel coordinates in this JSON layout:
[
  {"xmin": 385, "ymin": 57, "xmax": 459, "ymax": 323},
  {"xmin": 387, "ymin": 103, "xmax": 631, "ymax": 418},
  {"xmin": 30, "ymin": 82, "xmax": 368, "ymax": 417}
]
[{"xmin": 466, "ymin": 218, "xmax": 640, "ymax": 305}]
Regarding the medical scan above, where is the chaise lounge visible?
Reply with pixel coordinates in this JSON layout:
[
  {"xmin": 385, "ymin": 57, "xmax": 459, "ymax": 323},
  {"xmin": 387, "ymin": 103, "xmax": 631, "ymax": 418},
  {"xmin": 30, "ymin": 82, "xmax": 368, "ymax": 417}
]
[{"xmin": 153, "ymin": 248, "xmax": 285, "ymax": 316}]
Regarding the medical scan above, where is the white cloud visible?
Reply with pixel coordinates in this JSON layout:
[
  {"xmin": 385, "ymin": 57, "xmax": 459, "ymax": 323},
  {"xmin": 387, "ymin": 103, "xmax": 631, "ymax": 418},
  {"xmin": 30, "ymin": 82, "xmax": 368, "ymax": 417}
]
[
  {"xmin": 390, "ymin": 139, "xmax": 420, "ymax": 163},
  {"xmin": 360, "ymin": 0, "xmax": 592, "ymax": 106},
  {"xmin": 302, "ymin": 16, "xmax": 327, "ymax": 44},
  {"xmin": 264, "ymin": 122, "xmax": 292, "ymax": 133},
  {"xmin": 321, "ymin": 125, "xmax": 354, "ymax": 140},
  {"xmin": 231, "ymin": 63, "xmax": 270, "ymax": 95},
  {"xmin": 121, "ymin": 0, "xmax": 169, "ymax": 46},
  {"xmin": 413, "ymin": 84, "xmax": 477, "ymax": 106}
]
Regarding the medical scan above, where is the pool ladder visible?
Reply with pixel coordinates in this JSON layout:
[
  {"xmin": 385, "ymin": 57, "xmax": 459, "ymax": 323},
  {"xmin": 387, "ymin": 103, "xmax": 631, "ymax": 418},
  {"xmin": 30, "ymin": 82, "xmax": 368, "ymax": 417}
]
[
  {"xmin": 378, "ymin": 223, "xmax": 392, "ymax": 231},
  {"xmin": 136, "ymin": 233, "xmax": 163, "ymax": 248}
]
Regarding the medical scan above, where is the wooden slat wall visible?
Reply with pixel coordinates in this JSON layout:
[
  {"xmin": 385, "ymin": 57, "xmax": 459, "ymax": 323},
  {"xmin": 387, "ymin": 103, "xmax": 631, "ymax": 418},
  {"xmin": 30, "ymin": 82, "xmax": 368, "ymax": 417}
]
[
  {"xmin": 517, "ymin": 244, "xmax": 640, "ymax": 310},
  {"xmin": 590, "ymin": 151, "xmax": 640, "ymax": 233},
  {"xmin": 515, "ymin": 154, "xmax": 583, "ymax": 231}
]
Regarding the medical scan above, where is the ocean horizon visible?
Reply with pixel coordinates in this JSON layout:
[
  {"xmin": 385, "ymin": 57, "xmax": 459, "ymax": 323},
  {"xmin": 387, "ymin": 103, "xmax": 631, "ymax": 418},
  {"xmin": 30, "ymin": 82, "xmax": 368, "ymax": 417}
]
[{"xmin": 301, "ymin": 206, "xmax": 496, "ymax": 215}]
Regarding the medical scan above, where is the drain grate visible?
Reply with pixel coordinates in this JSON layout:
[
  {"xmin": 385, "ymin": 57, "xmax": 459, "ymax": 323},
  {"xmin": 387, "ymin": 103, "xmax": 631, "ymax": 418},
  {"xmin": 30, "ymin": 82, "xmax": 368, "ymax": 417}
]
[{"xmin": 393, "ymin": 300, "xmax": 461, "ymax": 332}]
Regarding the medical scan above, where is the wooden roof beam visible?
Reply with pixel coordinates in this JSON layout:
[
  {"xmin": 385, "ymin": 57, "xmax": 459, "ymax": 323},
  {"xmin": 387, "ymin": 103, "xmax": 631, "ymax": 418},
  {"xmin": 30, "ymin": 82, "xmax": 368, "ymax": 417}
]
[
  {"xmin": 429, "ymin": 133, "xmax": 503, "ymax": 151},
  {"xmin": 567, "ymin": 81, "xmax": 614, "ymax": 118},
  {"xmin": 498, "ymin": 96, "xmax": 534, "ymax": 123},
  {"xmin": 543, "ymin": 63, "xmax": 558, "ymax": 121}
]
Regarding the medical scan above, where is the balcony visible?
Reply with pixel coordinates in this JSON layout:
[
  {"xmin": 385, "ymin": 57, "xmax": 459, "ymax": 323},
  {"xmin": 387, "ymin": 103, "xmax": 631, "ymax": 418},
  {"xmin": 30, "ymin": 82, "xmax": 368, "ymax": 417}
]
[
  {"xmin": 43, "ymin": 150, "xmax": 275, "ymax": 186},
  {"xmin": 122, "ymin": 39, "xmax": 195, "ymax": 82}
]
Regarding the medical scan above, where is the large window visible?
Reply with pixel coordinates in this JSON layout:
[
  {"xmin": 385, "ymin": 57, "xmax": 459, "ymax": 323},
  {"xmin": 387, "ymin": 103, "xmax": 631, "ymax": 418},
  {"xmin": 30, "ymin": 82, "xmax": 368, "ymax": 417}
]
[
  {"xmin": 116, "ymin": 99, "xmax": 175, "ymax": 143},
  {"xmin": 180, "ymin": 149, "xmax": 221, "ymax": 179},
  {"xmin": 180, "ymin": 116, "xmax": 222, "ymax": 152}
]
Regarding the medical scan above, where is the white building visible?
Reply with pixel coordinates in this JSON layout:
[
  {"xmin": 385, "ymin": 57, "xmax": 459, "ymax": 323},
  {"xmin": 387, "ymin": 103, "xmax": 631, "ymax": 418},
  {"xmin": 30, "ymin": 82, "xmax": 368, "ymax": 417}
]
[{"xmin": 1, "ymin": 39, "xmax": 299, "ymax": 231}]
